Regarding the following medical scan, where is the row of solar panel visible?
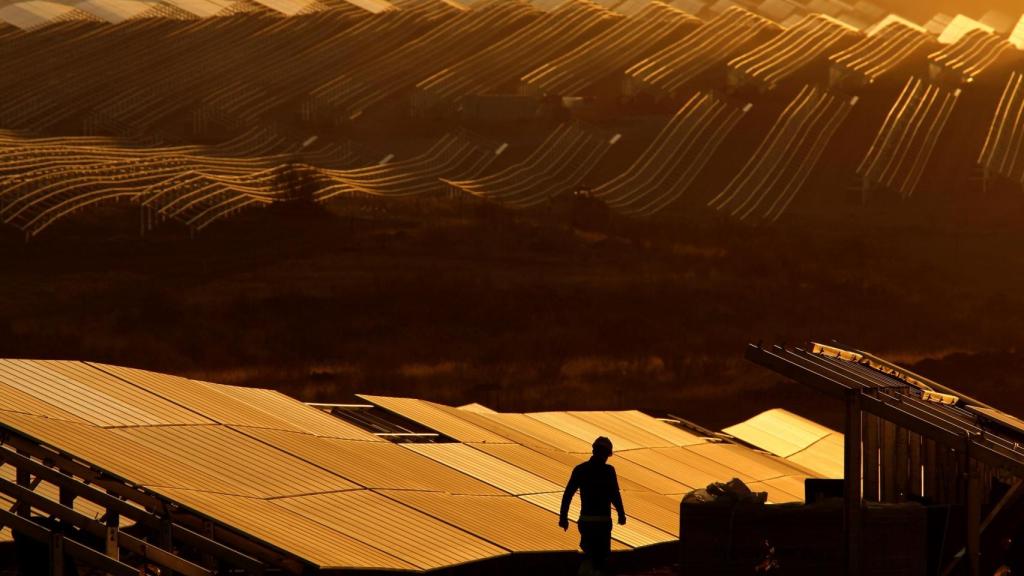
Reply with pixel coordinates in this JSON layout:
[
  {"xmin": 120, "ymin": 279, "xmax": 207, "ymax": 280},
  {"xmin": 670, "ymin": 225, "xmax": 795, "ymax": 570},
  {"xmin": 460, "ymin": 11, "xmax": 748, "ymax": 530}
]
[{"xmin": 0, "ymin": 359, "xmax": 841, "ymax": 571}]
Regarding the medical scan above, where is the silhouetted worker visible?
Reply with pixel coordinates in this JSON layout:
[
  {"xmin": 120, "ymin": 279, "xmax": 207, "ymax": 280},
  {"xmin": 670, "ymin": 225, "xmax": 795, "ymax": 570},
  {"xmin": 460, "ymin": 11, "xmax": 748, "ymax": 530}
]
[{"xmin": 559, "ymin": 436, "xmax": 626, "ymax": 576}]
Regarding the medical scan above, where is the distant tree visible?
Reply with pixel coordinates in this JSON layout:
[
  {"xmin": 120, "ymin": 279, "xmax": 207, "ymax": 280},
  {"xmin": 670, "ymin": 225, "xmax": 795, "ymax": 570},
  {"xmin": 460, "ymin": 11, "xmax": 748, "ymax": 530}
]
[{"xmin": 274, "ymin": 161, "xmax": 321, "ymax": 205}]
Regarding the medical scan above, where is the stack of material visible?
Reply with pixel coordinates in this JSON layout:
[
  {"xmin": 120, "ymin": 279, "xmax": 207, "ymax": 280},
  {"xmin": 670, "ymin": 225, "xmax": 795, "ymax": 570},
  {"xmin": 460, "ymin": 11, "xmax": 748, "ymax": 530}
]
[{"xmin": 625, "ymin": 6, "xmax": 781, "ymax": 98}]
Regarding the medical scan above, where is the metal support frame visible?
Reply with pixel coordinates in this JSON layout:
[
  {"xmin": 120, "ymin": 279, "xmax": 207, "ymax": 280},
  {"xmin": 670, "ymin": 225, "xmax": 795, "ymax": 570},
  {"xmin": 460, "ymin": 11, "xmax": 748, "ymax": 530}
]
[
  {"xmin": 0, "ymin": 477, "xmax": 211, "ymax": 576},
  {"xmin": 745, "ymin": 345, "xmax": 1024, "ymax": 477},
  {"xmin": 844, "ymin": 389, "xmax": 862, "ymax": 576},
  {"xmin": 0, "ymin": 440, "xmax": 267, "ymax": 574},
  {"xmin": 0, "ymin": 508, "xmax": 137, "ymax": 576},
  {"xmin": 748, "ymin": 344, "xmax": 1024, "ymax": 576}
]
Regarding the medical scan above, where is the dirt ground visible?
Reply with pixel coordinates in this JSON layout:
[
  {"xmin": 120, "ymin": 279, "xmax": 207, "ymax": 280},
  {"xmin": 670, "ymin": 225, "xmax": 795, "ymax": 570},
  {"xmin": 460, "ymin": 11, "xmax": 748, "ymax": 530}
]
[{"xmin": 2, "ymin": 193, "xmax": 1024, "ymax": 431}]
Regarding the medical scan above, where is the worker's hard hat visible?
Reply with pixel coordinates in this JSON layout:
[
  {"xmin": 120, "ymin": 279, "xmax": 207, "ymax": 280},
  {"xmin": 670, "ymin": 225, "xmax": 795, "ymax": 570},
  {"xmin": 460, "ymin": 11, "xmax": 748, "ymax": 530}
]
[{"xmin": 593, "ymin": 436, "xmax": 613, "ymax": 454}]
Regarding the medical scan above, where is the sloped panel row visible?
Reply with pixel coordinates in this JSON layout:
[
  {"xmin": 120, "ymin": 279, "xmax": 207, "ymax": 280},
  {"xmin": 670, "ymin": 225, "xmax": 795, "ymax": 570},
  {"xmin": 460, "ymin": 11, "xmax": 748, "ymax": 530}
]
[
  {"xmin": 928, "ymin": 28, "xmax": 1017, "ymax": 84},
  {"xmin": 0, "ymin": 130, "xmax": 355, "ymax": 237},
  {"xmin": 0, "ymin": 360, "xmax": 827, "ymax": 573},
  {"xmin": 709, "ymin": 84, "xmax": 855, "ymax": 221},
  {"xmin": 520, "ymin": 1, "xmax": 700, "ymax": 97},
  {"xmin": 726, "ymin": 13, "xmax": 861, "ymax": 92},
  {"xmin": 412, "ymin": 0, "xmax": 620, "ymax": 111},
  {"xmin": 316, "ymin": 132, "xmax": 503, "ymax": 200},
  {"xmin": 858, "ymin": 76, "xmax": 960, "ymax": 198},
  {"xmin": 980, "ymin": 71, "xmax": 1024, "ymax": 185},
  {"xmin": 828, "ymin": 20, "xmax": 934, "ymax": 89},
  {"xmin": 0, "ymin": 6, "xmax": 447, "ymax": 133},
  {"xmin": 443, "ymin": 123, "xmax": 619, "ymax": 208},
  {"xmin": 595, "ymin": 91, "xmax": 748, "ymax": 215},
  {"xmin": 306, "ymin": 0, "xmax": 540, "ymax": 121},
  {"xmin": 625, "ymin": 6, "xmax": 781, "ymax": 97}
]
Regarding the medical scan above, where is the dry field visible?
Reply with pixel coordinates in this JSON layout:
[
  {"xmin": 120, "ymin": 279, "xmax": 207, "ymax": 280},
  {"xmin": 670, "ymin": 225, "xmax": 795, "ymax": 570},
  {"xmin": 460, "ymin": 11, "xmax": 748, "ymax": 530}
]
[{"xmin": 3, "ymin": 198, "xmax": 1024, "ymax": 430}]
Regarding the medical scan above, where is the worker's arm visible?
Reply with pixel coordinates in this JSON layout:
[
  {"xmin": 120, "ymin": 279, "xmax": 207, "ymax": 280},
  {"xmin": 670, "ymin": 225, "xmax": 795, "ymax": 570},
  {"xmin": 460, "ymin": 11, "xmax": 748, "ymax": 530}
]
[
  {"xmin": 559, "ymin": 467, "xmax": 580, "ymax": 530},
  {"xmin": 611, "ymin": 468, "xmax": 626, "ymax": 525}
]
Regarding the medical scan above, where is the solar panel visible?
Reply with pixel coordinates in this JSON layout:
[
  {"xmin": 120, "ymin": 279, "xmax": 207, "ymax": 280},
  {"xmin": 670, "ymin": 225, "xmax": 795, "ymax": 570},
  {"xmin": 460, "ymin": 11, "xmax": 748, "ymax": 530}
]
[
  {"xmin": 74, "ymin": 0, "xmax": 158, "ymax": 23},
  {"xmin": 1011, "ymin": 14, "xmax": 1024, "ymax": 50},
  {"xmin": 787, "ymin": 433, "xmax": 843, "ymax": 478},
  {"xmin": 615, "ymin": 490, "xmax": 681, "ymax": 533},
  {"xmin": 618, "ymin": 447, "xmax": 731, "ymax": 490},
  {"xmin": 405, "ymin": 443, "xmax": 562, "ymax": 495},
  {"xmin": 211, "ymin": 385, "xmax": 382, "ymax": 441},
  {"xmin": 156, "ymin": 488, "xmax": 415, "ymax": 571},
  {"xmin": 0, "ymin": 359, "xmax": 209, "ymax": 427},
  {"xmin": 686, "ymin": 443, "xmax": 812, "ymax": 482},
  {"xmin": 380, "ymin": 490, "xmax": 599, "ymax": 553},
  {"xmin": 451, "ymin": 410, "xmax": 595, "ymax": 453},
  {"xmin": 111, "ymin": 425, "xmax": 358, "ymax": 498},
  {"xmin": 604, "ymin": 410, "xmax": 707, "ymax": 446},
  {"xmin": 0, "ymin": 380, "xmax": 85, "ymax": 422},
  {"xmin": 39, "ymin": 360, "xmax": 212, "ymax": 425},
  {"xmin": 91, "ymin": 363, "xmax": 306, "ymax": 430},
  {"xmin": 235, "ymin": 427, "xmax": 504, "ymax": 494},
  {"xmin": 724, "ymin": 408, "xmax": 832, "ymax": 457},
  {"xmin": 937, "ymin": 14, "xmax": 994, "ymax": 44},
  {"xmin": 521, "ymin": 492, "xmax": 675, "ymax": 548},
  {"xmin": 528, "ymin": 412, "xmax": 645, "ymax": 451},
  {"xmin": 603, "ymin": 453, "xmax": 694, "ymax": 495},
  {"xmin": 568, "ymin": 411, "xmax": 679, "ymax": 448},
  {"xmin": 359, "ymin": 395, "xmax": 511, "ymax": 443},
  {"xmin": 0, "ymin": 411, "xmax": 232, "ymax": 493},
  {"xmin": 0, "ymin": 1, "xmax": 81, "ymax": 30},
  {"xmin": 0, "ymin": 360, "xmax": 841, "ymax": 573},
  {"xmin": 466, "ymin": 442, "xmax": 575, "ymax": 480},
  {"xmin": 274, "ymin": 490, "xmax": 507, "ymax": 570}
]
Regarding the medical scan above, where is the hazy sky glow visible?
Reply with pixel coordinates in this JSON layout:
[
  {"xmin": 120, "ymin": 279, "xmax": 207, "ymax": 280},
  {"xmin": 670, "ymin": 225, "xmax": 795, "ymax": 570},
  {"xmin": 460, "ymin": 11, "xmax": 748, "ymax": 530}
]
[{"xmin": 876, "ymin": 0, "xmax": 1022, "ymax": 22}]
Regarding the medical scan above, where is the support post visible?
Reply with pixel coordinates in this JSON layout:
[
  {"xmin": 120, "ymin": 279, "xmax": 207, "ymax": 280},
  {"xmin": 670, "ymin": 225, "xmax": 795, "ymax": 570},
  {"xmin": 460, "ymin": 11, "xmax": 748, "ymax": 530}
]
[
  {"xmin": 895, "ymin": 427, "xmax": 908, "ymax": 501},
  {"xmin": 845, "ymin": 388, "xmax": 863, "ymax": 576},
  {"xmin": 105, "ymin": 510, "xmax": 119, "ymax": 561},
  {"xmin": 882, "ymin": 420, "xmax": 896, "ymax": 502},
  {"xmin": 51, "ymin": 532, "xmax": 64, "ymax": 576},
  {"xmin": 864, "ymin": 413, "xmax": 879, "ymax": 501},
  {"xmin": 16, "ymin": 452, "xmax": 31, "ymax": 518},
  {"xmin": 924, "ymin": 439, "xmax": 937, "ymax": 501},
  {"xmin": 966, "ymin": 449, "xmax": 981, "ymax": 576},
  {"xmin": 909, "ymin": 432, "xmax": 922, "ymax": 498}
]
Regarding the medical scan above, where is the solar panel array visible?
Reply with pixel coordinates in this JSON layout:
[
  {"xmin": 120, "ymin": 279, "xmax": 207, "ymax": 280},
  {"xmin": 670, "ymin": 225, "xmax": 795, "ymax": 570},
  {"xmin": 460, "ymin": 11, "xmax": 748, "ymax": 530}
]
[
  {"xmin": 0, "ymin": 359, "xmax": 822, "ymax": 572},
  {"xmin": 0, "ymin": 0, "xmax": 1022, "ymax": 235}
]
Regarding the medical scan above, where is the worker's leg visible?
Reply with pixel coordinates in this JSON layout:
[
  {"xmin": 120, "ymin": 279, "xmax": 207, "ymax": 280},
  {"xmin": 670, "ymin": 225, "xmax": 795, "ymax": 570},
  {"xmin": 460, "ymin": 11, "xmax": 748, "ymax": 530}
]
[{"xmin": 579, "ymin": 519, "xmax": 612, "ymax": 575}]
